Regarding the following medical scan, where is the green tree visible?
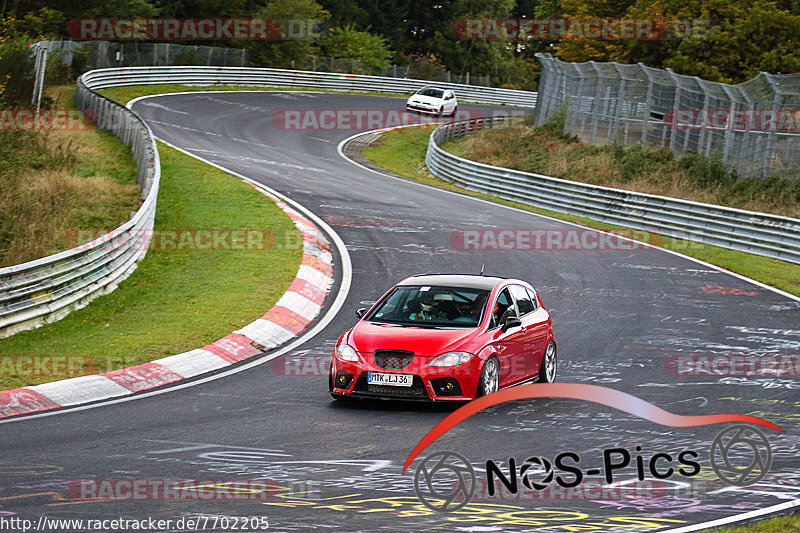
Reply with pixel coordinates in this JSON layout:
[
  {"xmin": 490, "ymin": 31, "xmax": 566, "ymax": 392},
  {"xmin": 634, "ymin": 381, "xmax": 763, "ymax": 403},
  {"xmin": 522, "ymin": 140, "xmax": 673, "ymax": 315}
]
[
  {"xmin": 243, "ymin": 0, "xmax": 330, "ymax": 69},
  {"xmin": 0, "ymin": 27, "xmax": 34, "ymax": 107},
  {"xmin": 546, "ymin": 0, "xmax": 800, "ymax": 83},
  {"xmin": 317, "ymin": 0, "xmax": 369, "ymax": 29},
  {"xmin": 428, "ymin": 0, "xmax": 537, "ymax": 87},
  {"xmin": 319, "ymin": 24, "xmax": 393, "ymax": 72}
]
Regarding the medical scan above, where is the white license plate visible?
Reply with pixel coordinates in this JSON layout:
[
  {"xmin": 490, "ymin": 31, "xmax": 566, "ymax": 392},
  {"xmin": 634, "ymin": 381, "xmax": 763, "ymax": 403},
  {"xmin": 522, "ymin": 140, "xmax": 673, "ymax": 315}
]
[{"xmin": 367, "ymin": 372, "xmax": 413, "ymax": 387}]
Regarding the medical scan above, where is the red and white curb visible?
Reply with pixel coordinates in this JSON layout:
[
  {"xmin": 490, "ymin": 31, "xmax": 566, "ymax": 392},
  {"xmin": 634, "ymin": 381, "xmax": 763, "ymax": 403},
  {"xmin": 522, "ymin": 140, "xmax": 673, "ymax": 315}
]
[{"xmin": 0, "ymin": 185, "xmax": 334, "ymax": 418}]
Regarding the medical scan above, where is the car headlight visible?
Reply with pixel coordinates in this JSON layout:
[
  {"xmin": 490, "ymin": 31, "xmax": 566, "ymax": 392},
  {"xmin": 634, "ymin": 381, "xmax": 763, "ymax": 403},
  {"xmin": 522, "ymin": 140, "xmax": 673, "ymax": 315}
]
[
  {"xmin": 429, "ymin": 351, "xmax": 474, "ymax": 367},
  {"xmin": 335, "ymin": 344, "xmax": 360, "ymax": 362}
]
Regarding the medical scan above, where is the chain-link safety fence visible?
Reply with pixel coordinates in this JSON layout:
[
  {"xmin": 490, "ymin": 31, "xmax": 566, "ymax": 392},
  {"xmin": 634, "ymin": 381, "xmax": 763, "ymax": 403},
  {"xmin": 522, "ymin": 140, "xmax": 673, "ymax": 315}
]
[
  {"xmin": 35, "ymin": 41, "xmax": 491, "ymax": 86},
  {"xmin": 290, "ymin": 57, "xmax": 490, "ymax": 86},
  {"xmin": 33, "ymin": 40, "xmax": 250, "ymax": 69},
  {"xmin": 534, "ymin": 53, "xmax": 800, "ymax": 179}
]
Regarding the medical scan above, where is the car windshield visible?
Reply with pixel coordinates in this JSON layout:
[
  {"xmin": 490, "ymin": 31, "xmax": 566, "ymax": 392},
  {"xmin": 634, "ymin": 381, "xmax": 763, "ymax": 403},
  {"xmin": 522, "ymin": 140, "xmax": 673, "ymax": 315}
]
[
  {"xmin": 416, "ymin": 88, "xmax": 444, "ymax": 98},
  {"xmin": 366, "ymin": 285, "xmax": 490, "ymax": 328}
]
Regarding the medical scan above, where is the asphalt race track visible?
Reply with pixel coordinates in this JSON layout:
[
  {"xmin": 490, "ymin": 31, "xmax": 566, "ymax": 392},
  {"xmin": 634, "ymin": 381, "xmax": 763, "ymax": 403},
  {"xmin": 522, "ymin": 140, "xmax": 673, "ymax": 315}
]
[{"xmin": 1, "ymin": 92, "xmax": 798, "ymax": 532}]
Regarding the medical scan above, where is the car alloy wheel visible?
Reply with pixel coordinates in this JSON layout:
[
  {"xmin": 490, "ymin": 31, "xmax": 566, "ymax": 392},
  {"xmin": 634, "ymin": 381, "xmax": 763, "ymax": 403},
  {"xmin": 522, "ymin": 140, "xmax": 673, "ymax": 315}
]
[
  {"xmin": 539, "ymin": 342, "xmax": 557, "ymax": 383},
  {"xmin": 478, "ymin": 357, "xmax": 499, "ymax": 396}
]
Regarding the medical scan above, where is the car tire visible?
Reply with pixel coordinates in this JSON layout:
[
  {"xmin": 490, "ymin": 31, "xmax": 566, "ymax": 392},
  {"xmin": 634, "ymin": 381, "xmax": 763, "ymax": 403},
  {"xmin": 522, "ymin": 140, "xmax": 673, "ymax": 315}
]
[
  {"xmin": 450, "ymin": 105, "xmax": 458, "ymax": 117},
  {"xmin": 437, "ymin": 107, "xmax": 444, "ymax": 117},
  {"xmin": 477, "ymin": 357, "xmax": 499, "ymax": 397},
  {"xmin": 538, "ymin": 341, "xmax": 557, "ymax": 383}
]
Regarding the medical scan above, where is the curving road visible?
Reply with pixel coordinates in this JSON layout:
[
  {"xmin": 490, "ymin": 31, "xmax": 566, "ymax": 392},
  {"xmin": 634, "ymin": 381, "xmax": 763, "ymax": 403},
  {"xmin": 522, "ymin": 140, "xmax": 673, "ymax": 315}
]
[{"xmin": 0, "ymin": 91, "xmax": 798, "ymax": 532}]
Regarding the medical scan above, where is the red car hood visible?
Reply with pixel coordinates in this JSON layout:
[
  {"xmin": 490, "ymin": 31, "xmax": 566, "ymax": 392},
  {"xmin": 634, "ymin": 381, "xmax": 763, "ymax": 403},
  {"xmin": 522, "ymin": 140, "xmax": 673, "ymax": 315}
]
[{"xmin": 347, "ymin": 321, "xmax": 478, "ymax": 358}]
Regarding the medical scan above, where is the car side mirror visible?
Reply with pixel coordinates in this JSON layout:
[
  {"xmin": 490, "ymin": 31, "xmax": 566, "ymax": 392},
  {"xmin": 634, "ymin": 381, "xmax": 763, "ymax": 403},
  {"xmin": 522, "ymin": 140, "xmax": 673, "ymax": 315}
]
[
  {"xmin": 355, "ymin": 308, "xmax": 367, "ymax": 319},
  {"xmin": 501, "ymin": 316, "xmax": 522, "ymax": 332}
]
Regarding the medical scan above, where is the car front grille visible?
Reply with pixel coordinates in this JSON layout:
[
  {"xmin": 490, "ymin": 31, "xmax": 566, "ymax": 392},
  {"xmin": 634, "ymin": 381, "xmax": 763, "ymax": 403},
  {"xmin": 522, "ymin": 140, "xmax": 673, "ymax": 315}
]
[
  {"xmin": 353, "ymin": 374, "xmax": 429, "ymax": 399},
  {"xmin": 373, "ymin": 350, "xmax": 414, "ymax": 369}
]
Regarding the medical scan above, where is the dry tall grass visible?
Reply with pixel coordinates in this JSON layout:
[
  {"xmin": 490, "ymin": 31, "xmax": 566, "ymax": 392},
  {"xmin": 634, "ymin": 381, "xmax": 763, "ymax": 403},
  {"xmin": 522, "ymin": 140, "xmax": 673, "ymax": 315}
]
[
  {"xmin": 0, "ymin": 88, "xmax": 139, "ymax": 267},
  {"xmin": 452, "ymin": 119, "xmax": 800, "ymax": 218}
]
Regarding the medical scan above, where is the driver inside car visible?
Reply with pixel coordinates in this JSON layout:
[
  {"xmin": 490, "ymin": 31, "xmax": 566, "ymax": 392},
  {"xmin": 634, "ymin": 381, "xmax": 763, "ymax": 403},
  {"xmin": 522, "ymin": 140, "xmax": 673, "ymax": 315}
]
[{"xmin": 409, "ymin": 293, "xmax": 447, "ymax": 321}]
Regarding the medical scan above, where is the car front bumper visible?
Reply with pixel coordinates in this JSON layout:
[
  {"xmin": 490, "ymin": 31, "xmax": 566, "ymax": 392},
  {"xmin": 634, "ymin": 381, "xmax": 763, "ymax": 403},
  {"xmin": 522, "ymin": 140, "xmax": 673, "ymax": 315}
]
[
  {"xmin": 331, "ymin": 355, "xmax": 479, "ymax": 401},
  {"xmin": 406, "ymin": 103, "xmax": 440, "ymax": 114}
]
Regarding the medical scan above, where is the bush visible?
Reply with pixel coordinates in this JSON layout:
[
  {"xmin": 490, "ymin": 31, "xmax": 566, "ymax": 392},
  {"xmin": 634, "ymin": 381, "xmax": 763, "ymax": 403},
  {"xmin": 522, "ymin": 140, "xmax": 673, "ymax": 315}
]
[
  {"xmin": 537, "ymin": 108, "xmax": 575, "ymax": 141},
  {"xmin": 319, "ymin": 25, "xmax": 393, "ymax": 72},
  {"xmin": 70, "ymin": 47, "xmax": 89, "ymax": 78},
  {"xmin": 0, "ymin": 35, "xmax": 35, "ymax": 108},
  {"xmin": 44, "ymin": 49, "xmax": 73, "ymax": 86},
  {"xmin": 679, "ymin": 154, "xmax": 734, "ymax": 188},
  {"xmin": 613, "ymin": 142, "xmax": 674, "ymax": 182},
  {"xmin": 407, "ymin": 53, "xmax": 448, "ymax": 81},
  {"xmin": 173, "ymin": 47, "xmax": 204, "ymax": 66}
]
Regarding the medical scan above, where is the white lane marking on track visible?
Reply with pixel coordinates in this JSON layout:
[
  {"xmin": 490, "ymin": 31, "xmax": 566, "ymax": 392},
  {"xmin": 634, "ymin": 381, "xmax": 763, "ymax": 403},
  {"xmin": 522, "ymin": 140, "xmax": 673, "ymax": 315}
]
[
  {"xmin": 662, "ymin": 499, "xmax": 800, "ymax": 533},
  {"xmin": 207, "ymin": 153, "xmax": 328, "ymax": 173},
  {"xmin": 0, "ymin": 93, "xmax": 353, "ymax": 426},
  {"xmin": 139, "ymin": 101, "xmax": 190, "ymax": 114},
  {"xmin": 336, "ymin": 128, "xmax": 800, "ymax": 304},
  {"xmin": 147, "ymin": 119, "xmax": 222, "ymax": 136},
  {"xmin": 143, "ymin": 439, "xmax": 292, "ymax": 456}
]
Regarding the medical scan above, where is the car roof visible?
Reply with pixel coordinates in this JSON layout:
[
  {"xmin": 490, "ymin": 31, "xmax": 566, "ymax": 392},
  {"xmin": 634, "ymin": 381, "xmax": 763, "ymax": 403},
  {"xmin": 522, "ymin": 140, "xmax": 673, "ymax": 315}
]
[{"xmin": 397, "ymin": 274, "xmax": 507, "ymax": 290}]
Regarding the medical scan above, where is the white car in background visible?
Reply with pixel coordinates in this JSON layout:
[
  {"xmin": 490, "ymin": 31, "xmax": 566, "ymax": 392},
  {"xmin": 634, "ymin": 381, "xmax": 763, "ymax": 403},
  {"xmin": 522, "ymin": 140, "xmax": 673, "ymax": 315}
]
[{"xmin": 406, "ymin": 87, "xmax": 458, "ymax": 116}]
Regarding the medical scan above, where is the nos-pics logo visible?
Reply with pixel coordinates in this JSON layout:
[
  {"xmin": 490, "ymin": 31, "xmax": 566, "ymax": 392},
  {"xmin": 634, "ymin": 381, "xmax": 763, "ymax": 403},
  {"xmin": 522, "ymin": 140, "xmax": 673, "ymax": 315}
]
[
  {"xmin": 413, "ymin": 424, "xmax": 773, "ymax": 512},
  {"xmin": 404, "ymin": 384, "xmax": 782, "ymax": 512}
]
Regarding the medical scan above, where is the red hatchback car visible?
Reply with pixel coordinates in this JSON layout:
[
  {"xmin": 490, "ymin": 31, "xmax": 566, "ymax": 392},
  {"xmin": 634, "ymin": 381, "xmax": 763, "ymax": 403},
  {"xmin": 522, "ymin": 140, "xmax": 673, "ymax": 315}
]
[{"xmin": 329, "ymin": 274, "xmax": 557, "ymax": 401}]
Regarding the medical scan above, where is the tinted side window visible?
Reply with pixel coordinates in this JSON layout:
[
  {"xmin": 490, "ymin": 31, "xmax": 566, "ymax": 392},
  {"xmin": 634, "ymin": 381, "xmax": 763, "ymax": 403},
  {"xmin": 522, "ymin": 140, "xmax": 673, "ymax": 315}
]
[
  {"xmin": 491, "ymin": 288, "xmax": 516, "ymax": 328},
  {"xmin": 526, "ymin": 288, "xmax": 539, "ymax": 310},
  {"xmin": 510, "ymin": 285, "xmax": 535, "ymax": 315}
]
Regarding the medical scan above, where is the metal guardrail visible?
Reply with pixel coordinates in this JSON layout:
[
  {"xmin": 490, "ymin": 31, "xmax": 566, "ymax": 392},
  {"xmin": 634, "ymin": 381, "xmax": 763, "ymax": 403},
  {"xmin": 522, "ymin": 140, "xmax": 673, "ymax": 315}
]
[
  {"xmin": 0, "ymin": 76, "xmax": 161, "ymax": 338},
  {"xmin": 0, "ymin": 65, "xmax": 536, "ymax": 338},
  {"xmin": 426, "ymin": 118, "xmax": 800, "ymax": 265},
  {"xmin": 79, "ymin": 66, "xmax": 538, "ymax": 107}
]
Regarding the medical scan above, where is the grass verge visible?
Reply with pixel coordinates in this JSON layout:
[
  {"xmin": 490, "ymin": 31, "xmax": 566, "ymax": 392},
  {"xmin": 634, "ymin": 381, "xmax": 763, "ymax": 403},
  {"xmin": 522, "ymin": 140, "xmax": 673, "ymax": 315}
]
[
  {"xmin": 362, "ymin": 125, "xmax": 800, "ymax": 297},
  {"xmin": 0, "ymin": 85, "xmax": 140, "ymax": 266},
  {"xmin": 714, "ymin": 514, "xmax": 800, "ymax": 532},
  {"xmin": 0, "ymin": 140, "xmax": 301, "ymax": 389},
  {"xmin": 444, "ymin": 114, "xmax": 800, "ymax": 218}
]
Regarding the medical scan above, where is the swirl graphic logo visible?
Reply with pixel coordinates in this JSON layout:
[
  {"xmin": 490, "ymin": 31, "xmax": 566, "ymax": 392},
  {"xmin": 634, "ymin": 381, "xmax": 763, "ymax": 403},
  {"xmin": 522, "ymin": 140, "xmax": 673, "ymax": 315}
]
[
  {"xmin": 413, "ymin": 451, "xmax": 476, "ymax": 512},
  {"xmin": 710, "ymin": 425, "xmax": 772, "ymax": 486},
  {"xmin": 520, "ymin": 456, "xmax": 554, "ymax": 490}
]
